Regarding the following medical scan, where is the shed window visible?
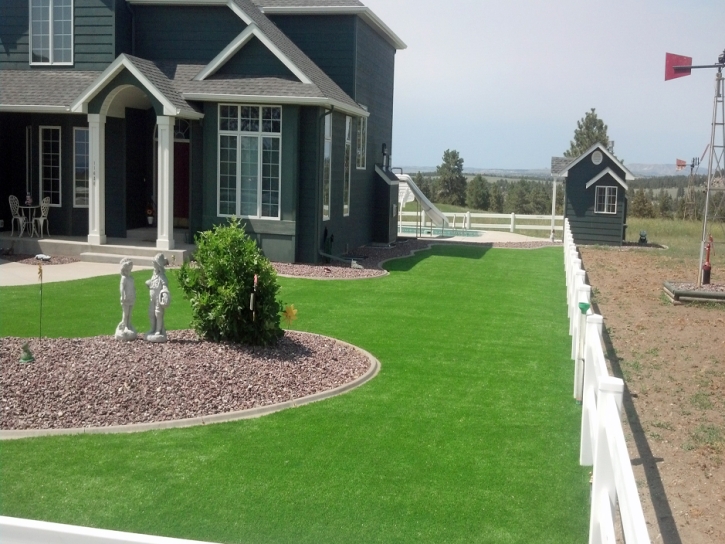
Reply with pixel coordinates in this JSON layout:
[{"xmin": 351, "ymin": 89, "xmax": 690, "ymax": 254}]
[
  {"xmin": 595, "ymin": 186, "xmax": 617, "ymax": 214},
  {"xmin": 217, "ymin": 105, "xmax": 281, "ymax": 219},
  {"xmin": 30, "ymin": 0, "xmax": 73, "ymax": 65}
]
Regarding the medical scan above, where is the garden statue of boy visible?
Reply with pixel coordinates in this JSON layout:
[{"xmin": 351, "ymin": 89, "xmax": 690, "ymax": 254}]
[
  {"xmin": 145, "ymin": 253, "xmax": 171, "ymax": 342},
  {"xmin": 115, "ymin": 258, "xmax": 137, "ymax": 341}
]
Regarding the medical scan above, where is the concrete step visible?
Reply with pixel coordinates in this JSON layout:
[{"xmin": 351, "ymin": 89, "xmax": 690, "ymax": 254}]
[{"xmin": 80, "ymin": 252, "xmax": 186, "ymax": 267}]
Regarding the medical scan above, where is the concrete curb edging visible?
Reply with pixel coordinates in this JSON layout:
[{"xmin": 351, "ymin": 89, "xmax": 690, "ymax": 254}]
[{"xmin": 0, "ymin": 333, "xmax": 380, "ymax": 440}]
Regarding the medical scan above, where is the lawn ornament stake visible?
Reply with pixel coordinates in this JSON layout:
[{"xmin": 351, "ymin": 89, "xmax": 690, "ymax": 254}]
[
  {"xmin": 115, "ymin": 258, "xmax": 138, "ymax": 341},
  {"xmin": 145, "ymin": 253, "xmax": 171, "ymax": 343},
  {"xmin": 250, "ymin": 274, "xmax": 258, "ymax": 321},
  {"xmin": 19, "ymin": 343, "xmax": 35, "ymax": 364}
]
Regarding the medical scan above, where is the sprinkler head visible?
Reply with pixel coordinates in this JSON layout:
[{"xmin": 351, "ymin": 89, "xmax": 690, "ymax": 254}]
[{"xmin": 578, "ymin": 302, "xmax": 591, "ymax": 315}]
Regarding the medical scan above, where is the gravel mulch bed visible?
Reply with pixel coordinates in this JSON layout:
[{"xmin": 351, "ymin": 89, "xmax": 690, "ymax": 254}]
[
  {"xmin": 273, "ymin": 238, "xmax": 559, "ymax": 279},
  {"xmin": 0, "ymin": 253, "xmax": 80, "ymax": 265},
  {"xmin": 666, "ymin": 281, "xmax": 725, "ymax": 293},
  {"xmin": 0, "ymin": 331, "xmax": 370, "ymax": 430}
]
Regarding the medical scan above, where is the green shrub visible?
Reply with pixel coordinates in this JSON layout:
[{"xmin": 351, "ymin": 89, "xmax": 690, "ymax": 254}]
[{"xmin": 177, "ymin": 218, "xmax": 283, "ymax": 345}]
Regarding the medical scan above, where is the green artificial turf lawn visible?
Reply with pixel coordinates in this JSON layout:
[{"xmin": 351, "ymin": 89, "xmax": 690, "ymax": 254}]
[{"xmin": 0, "ymin": 245, "xmax": 589, "ymax": 543}]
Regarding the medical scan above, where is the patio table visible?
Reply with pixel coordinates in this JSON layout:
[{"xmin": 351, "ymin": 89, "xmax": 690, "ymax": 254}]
[{"xmin": 17, "ymin": 205, "xmax": 40, "ymax": 237}]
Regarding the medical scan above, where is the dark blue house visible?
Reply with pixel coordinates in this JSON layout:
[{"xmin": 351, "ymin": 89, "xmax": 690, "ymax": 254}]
[{"xmin": 0, "ymin": 0, "xmax": 405, "ymax": 262}]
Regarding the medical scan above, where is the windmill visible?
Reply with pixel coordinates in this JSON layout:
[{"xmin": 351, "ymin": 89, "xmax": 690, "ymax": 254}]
[{"xmin": 665, "ymin": 49, "xmax": 725, "ymax": 286}]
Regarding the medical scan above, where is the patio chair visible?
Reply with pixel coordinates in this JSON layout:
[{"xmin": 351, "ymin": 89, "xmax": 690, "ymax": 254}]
[
  {"xmin": 33, "ymin": 197, "xmax": 51, "ymax": 238},
  {"xmin": 9, "ymin": 195, "xmax": 27, "ymax": 237}
]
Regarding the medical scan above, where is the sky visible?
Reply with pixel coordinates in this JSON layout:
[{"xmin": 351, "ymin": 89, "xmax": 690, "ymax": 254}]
[{"xmin": 363, "ymin": 0, "xmax": 725, "ymax": 170}]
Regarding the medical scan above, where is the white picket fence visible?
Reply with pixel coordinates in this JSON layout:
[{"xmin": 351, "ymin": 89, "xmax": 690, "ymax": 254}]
[
  {"xmin": 564, "ymin": 219, "xmax": 651, "ymax": 544},
  {"xmin": 400, "ymin": 210, "xmax": 564, "ymax": 234}
]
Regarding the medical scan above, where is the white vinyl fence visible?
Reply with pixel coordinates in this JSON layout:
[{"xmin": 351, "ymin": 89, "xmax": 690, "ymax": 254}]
[
  {"xmin": 564, "ymin": 220, "xmax": 651, "ymax": 544},
  {"xmin": 400, "ymin": 210, "xmax": 564, "ymax": 234}
]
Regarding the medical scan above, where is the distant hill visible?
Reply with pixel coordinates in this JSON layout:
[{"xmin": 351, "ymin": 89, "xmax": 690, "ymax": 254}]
[{"xmin": 398, "ymin": 164, "xmax": 690, "ymax": 179}]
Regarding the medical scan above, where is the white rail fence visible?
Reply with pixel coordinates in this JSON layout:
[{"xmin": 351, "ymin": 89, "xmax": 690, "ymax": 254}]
[
  {"xmin": 399, "ymin": 210, "xmax": 564, "ymax": 234},
  {"xmin": 564, "ymin": 219, "xmax": 651, "ymax": 544}
]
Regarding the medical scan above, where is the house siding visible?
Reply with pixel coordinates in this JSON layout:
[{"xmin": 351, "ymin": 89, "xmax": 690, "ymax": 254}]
[
  {"xmin": 133, "ymin": 6, "xmax": 245, "ymax": 63},
  {"xmin": 268, "ymin": 15, "xmax": 356, "ymax": 97},
  {"xmin": 355, "ymin": 17, "xmax": 397, "ymax": 243},
  {"xmin": 565, "ymin": 153, "xmax": 627, "ymax": 246},
  {"xmin": 215, "ymin": 36, "xmax": 295, "ymax": 78},
  {"xmin": 296, "ymin": 106, "xmax": 321, "ymax": 263},
  {"xmin": 0, "ymin": 0, "xmax": 117, "ymax": 70}
]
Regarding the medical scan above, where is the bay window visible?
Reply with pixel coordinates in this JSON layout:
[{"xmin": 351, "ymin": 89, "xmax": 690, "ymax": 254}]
[
  {"xmin": 218, "ymin": 105, "xmax": 281, "ymax": 219},
  {"xmin": 322, "ymin": 114, "xmax": 331, "ymax": 220},
  {"xmin": 40, "ymin": 126, "xmax": 61, "ymax": 206},
  {"xmin": 73, "ymin": 127, "xmax": 89, "ymax": 207},
  {"xmin": 343, "ymin": 116, "xmax": 351, "ymax": 216}
]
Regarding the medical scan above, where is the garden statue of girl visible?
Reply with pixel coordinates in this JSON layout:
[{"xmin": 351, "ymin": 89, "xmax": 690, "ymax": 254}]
[
  {"xmin": 115, "ymin": 258, "xmax": 137, "ymax": 341},
  {"xmin": 145, "ymin": 253, "xmax": 171, "ymax": 342}
]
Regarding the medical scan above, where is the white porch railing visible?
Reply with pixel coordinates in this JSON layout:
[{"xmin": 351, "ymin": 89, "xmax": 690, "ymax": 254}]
[
  {"xmin": 564, "ymin": 219, "xmax": 651, "ymax": 544},
  {"xmin": 399, "ymin": 210, "xmax": 564, "ymax": 234},
  {"xmin": 0, "ymin": 516, "xmax": 219, "ymax": 544}
]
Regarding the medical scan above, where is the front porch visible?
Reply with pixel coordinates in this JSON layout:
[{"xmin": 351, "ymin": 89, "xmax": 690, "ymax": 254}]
[{"xmin": 0, "ymin": 228, "xmax": 194, "ymax": 267}]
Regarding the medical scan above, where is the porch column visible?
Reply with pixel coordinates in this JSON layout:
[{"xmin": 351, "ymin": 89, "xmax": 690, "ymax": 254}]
[
  {"xmin": 156, "ymin": 115, "xmax": 175, "ymax": 250},
  {"xmin": 87, "ymin": 113, "xmax": 106, "ymax": 245}
]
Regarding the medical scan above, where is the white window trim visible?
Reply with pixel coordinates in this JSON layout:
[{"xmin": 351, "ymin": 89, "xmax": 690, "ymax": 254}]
[
  {"xmin": 322, "ymin": 114, "xmax": 331, "ymax": 221},
  {"xmin": 343, "ymin": 115, "xmax": 351, "ymax": 217},
  {"xmin": 594, "ymin": 185, "xmax": 617, "ymax": 214},
  {"xmin": 73, "ymin": 127, "xmax": 89, "ymax": 208},
  {"xmin": 39, "ymin": 126, "xmax": 62, "ymax": 207},
  {"xmin": 29, "ymin": 0, "xmax": 74, "ymax": 66},
  {"xmin": 356, "ymin": 107, "xmax": 367, "ymax": 170},
  {"xmin": 216, "ymin": 104, "xmax": 282, "ymax": 220}
]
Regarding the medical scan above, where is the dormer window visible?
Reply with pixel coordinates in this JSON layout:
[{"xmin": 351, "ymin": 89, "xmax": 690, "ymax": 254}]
[{"xmin": 30, "ymin": 0, "xmax": 73, "ymax": 65}]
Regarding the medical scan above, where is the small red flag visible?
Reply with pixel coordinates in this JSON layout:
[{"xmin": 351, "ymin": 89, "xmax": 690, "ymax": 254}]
[{"xmin": 676, "ymin": 159, "xmax": 687, "ymax": 171}]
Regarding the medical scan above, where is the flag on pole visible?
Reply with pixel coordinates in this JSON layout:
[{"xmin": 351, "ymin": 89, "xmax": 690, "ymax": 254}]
[{"xmin": 676, "ymin": 159, "xmax": 687, "ymax": 171}]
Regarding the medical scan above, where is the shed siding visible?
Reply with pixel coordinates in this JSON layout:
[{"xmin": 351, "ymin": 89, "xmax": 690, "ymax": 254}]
[
  {"xmin": 133, "ymin": 6, "xmax": 245, "ymax": 63},
  {"xmin": 267, "ymin": 15, "xmax": 356, "ymax": 97},
  {"xmin": 565, "ymin": 151, "xmax": 627, "ymax": 245}
]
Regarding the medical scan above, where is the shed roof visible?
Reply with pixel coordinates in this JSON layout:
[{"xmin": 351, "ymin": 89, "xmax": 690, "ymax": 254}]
[{"xmin": 557, "ymin": 143, "xmax": 635, "ymax": 181}]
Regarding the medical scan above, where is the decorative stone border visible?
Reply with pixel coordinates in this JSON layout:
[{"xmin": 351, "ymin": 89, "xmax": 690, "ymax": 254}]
[{"xmin": 0, "ymin": 333, "xmax": 380, "ymax": 440}]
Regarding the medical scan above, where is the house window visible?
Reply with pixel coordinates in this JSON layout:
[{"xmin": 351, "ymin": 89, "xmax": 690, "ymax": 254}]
[
  {"xmin": 343, "ymin": 116, "xmax": 351, "ymax": 216},
  {"xmin": 356, "ymin": 112, "xmax": 367, "ymax": 169},
  {"xmin": 217, "ymin": 105, "xmax": 281, "ymax": 219},
  {"xmin": 595, "ymin": 186, "xmax": 617, "ymax": 214},
  {"xmin": 30, "ymin": 0, "xmax": 73, "ymax": 65},
  {"xmin": 40, "ymin": 126, "xmax": 61, "ymax": 206},
  {"xmin": 322, "ymin": 114, "xmax": 331, "ymax": 221},
  {"xmin": 73, "ymin": 127, "xmax": 89, "ymax": 207}
]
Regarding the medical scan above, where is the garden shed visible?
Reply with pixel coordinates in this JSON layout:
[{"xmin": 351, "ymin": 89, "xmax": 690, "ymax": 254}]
[{"xmin": 558, "ymin": 143, "xmax": 634, "ymax": 245}]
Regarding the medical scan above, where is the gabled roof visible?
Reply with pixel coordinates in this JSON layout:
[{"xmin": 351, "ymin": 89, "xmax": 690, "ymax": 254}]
[
  {"xmin": 194, "ymin": 23, "xmax": 312, "ymax": 83},
  {"xmin": 558, "ymin": 143, "xmax": 635, "ymax": 181},
  {"xmin": 252, "ymin": 0, "xmax": 407, "ymax": 50},
  {"xmin": 550, "ymin": 156, "xmax": 570, "ymax": 177},
  {"xmin": 71, "ymin": 54, "xmax": 203, "ymax": 119},
  {"xmin": 585, "ymin": 167, "xmax": 629, "ymax": 190}
]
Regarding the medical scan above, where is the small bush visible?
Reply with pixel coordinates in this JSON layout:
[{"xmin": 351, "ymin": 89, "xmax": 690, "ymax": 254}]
[{"xmin": 177, "ymin": 218, "xmax": 283, "ymax": 345}]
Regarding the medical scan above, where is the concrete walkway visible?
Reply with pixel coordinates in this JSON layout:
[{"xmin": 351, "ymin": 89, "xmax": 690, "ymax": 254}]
[
  {"xmin": 0, "ymin": 231, "xmax": 554, "ymax": 287},
  {"xmin": 0, "ymin": 260, "xmax": 151, "ymax": 287}
]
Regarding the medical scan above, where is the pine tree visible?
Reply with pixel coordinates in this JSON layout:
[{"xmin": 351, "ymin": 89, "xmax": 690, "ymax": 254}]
[
  {"xmin": 434, "ymin": 149, "xmax": 467, "ymax": 206},
  {"xmin": 564, "ymin": 108, "xmax": 610, "ymax": 158},
  {"xmin": 466, "ymin": 174, "xmax": 490, "ymax": 210},
  {"xmin": 630, "ymin": 188, "xmax": 655, "ymax": 218}
]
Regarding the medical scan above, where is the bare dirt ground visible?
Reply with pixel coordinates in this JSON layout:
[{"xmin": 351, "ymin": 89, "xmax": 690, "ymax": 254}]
[{"xmin": 579, "ymin": 247, "xmax": 725, "ymax": 544}]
